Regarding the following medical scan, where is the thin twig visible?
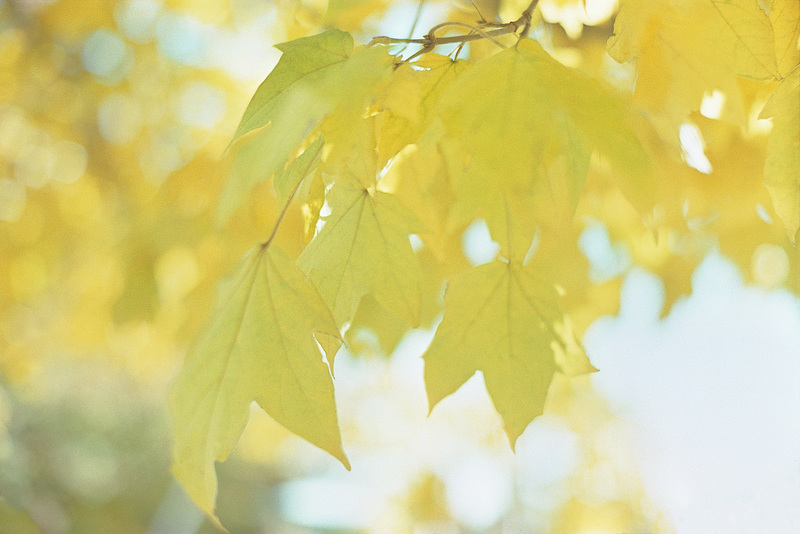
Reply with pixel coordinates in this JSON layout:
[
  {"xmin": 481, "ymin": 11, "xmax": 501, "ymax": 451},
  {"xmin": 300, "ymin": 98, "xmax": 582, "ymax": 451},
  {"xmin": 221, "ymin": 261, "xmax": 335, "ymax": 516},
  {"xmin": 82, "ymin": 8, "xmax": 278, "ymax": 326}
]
[
  {"xmin": 261, "ymin": 153, "xmax": 318, "ymax": 249},
  {"xmin": 519, "ymin": 0, "xmax": 540, "ymax": 37},
  {"xmin": 427, "ymin": 21, "xmax": 508, "ymax": 48},
  {"xmin": 370, "ymin": 25, "xmax": 512, "ymax": 47},
  {"xmin": 369, "ymin": 0, "xmax": 540, "ymax": 53},
  {"xmin": 262, "ymin": 186, "xmax": 299, "ymax": 249}
]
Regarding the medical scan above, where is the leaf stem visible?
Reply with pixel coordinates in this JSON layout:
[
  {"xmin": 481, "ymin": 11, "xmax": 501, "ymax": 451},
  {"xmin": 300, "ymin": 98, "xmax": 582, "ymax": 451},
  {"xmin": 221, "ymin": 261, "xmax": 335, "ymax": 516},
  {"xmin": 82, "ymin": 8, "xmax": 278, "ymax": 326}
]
[{"xmin": 262, "ymin": 173, "xmax": 304, "ymax": 250}]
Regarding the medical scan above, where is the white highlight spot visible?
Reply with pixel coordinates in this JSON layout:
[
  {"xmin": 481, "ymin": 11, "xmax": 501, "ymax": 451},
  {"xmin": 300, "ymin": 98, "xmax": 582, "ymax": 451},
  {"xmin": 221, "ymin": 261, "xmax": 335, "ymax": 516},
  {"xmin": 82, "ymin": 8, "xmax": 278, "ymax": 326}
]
[
  {"xmin": 462, "ymin": 219, "xmax": 500, "ymax": 266},
  {"xmin": 408, "ymin": 233, "xmax": 424, "ymax": 252},
  {"xmin": 700, "ymin": 90, "xmax": 725, "ymax": 120},
  {"xmin": 586, "ymin": 253, "xmax": 800, "ymax": 533},
  {"xmin": 443, "ymin": 453, "xmax": 513, "ymax": 530},
  {"xmin": 679, "ymin": 123, "xmax": 713, "ymax": 174}
]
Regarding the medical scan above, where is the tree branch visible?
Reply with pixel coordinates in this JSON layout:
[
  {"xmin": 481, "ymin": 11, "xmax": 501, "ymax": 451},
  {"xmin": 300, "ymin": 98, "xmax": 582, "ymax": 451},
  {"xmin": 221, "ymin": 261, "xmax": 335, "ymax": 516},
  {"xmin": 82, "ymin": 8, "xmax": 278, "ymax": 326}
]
[{"xmin": 369, "ymin": 0, "xmax": 540, "ymax": 52}]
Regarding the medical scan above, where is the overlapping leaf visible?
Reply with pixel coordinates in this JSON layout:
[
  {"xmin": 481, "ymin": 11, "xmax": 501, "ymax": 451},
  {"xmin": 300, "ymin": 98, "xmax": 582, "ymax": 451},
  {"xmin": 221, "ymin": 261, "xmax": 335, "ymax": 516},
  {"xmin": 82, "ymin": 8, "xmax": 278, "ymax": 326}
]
[
  {"xmin": 220, "ymin": 29, "xmax": 392, "ymax": 221},
  {"xmin": 759, "ymin": 67, "xmax": 800, "ymax": 243},
  {"xmin": 376, "ymin": 54, "xmax": 467, "ymax": 165},
  {"xmin": 608, "ymin": 0, "xmax": 799, "ymax": 133},
  {"xmin": 298, "ymin": 182, "xmax": 422, "ymax": 327},
  {"xmin": 437, "ymin": 38, "xmax": 649, "ymax": 219},
  {"xmin": 273, "ymin": 136, "xmax": 324, "ymax": 203},
  {"xmin": 381, "ymin": 120, "xmax": 461, "ymax": 261},
  {"xmin": 169, "ymin": 245, "xmax": 347, "ymax": 527},
  {"xmin": 711, "ymin": 0, "xmax": 800, "ymax": 79},
  {"xmin": 424, "ymin": 259, "xmax": 595, "ymax": 448}
]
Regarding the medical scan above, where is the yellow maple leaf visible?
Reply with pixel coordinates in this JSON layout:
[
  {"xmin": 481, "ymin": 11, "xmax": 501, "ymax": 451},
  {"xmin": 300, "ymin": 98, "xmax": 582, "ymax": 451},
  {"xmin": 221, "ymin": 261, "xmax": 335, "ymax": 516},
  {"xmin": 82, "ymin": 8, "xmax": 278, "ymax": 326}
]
[
  {"xmin": 321, "ymin": 114, "xmax": 380, "ymax": 190},
  {"xmin": 759, "ymin": 67, "xmax": 800, "ymax": 243},
  {"xmin": 424, "ymin": 260, "xmax": 594, "ymax": 449},
  {"xmin": 381, "ymin": 119, "xmax": 461, "ymax": 262},
  {"xmin": 169, "ymin": 245, "xmax": 347, "ymax": 528},
  {"xmin": 345, "ymin": 294, "xmax": 411, "ymax": 357},
  {"xmin": 298, "ymin": 182, "xmax": 423, "ymax": 326},
  {"xmin": 768, "ymin": 0, "xmax": 800, "ymax": 76},
  {"xmin": 608, "ymin": 0, "xmax": 799, "ymax": 134},
  {"xmin": 376, "ymin": 54, "xmax": 468, "ymax": 165},
  {"xmin": 438, "ymin": 38, "xmax": 648, "ymax": 212},
  {"xmin": 219, "ymin": 29, "xmax": 392, "ymax": 222}
]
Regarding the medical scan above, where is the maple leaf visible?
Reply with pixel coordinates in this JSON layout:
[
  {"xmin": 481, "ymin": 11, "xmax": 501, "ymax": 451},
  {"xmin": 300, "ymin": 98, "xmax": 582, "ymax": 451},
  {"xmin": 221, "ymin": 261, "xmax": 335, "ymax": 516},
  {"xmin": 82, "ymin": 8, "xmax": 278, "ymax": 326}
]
[
  {"xmin": 608, "ymin": 0, "xmax": 799, "ymax": 133},
  {"xmin": 381, "ymin": 119, "xmax": 461, "ymax": 262},
  {"xmin": 298, "ymin": 181, "xmax": 422, "ymax": 326},
  {"xmin": 437, "ymin": 38, "xmax": 649, "ymax": 218},
  {"xmin": 759, "ymin": 67, "xmax": 800, "ymax": 243},
  {"xmin": 219, "ymin": 29, "xmax": 392, "ymax": 222},
  {"xmin": 168, "ymin": 245, "xmax": 347, "ymax": 528},
  {"xmin": 424, "ymin": 259, "xmax": 594, "ymax": 449},
  {"xmin": 376, "ymin": 54, "xmax": 468, "ymax": 165},
  {"xmin": 321, "ymin": 114, "xmax": 380, "ymax": 190}
]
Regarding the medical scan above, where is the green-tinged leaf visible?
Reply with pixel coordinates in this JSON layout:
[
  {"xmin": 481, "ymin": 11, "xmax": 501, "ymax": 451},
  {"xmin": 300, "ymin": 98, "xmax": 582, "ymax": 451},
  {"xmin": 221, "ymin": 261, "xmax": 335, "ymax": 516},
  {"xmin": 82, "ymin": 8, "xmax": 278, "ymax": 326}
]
[
  {"xmin": 0, "ymin": 498, "xmax": 41, "ymax": 534},
  {"xmin": 274, "ymin": 136, "xmax": 324, "ymax": 202},
  {"xmin": 759, "ymin": 67, "xmax": 800, "ymax": 243},
  {"xmin": 232, "ymin": 29, "xmax": 352, "ymax": 143},
  {"xmin": 423, "ymin": 260, "xmax": 593, "ymax": 449},
  {"xmin": 376, "ymin": 54, "xmax": 467, "ymax": 166},
  {"xmin": 219, "ymin": 30, "xmax": 392, "ymax": 222},
  {"xmin": 300, "ymin": 170, "xmax": 327, "ymax": 244},
  {"xmin": 321, "ymin": 114, "xmax": 379, "ymax": 190},
  {"xmin": 437, "ymin": 38, "xmax": 648, "ymax": 207},
  {"xmin": 552, "ymin": 315, "xmax": 598, "ymax": 376},
  {"xmin": 298, "ymin": 183, "xmax": 422, "ymax": 327},
  {"xmin": 169, "ymin": 245, "xmax": 347, "ymax": 527},
  {"xmin": 483, "ymin": 192, "xmax": 539, "ymax": 263}
]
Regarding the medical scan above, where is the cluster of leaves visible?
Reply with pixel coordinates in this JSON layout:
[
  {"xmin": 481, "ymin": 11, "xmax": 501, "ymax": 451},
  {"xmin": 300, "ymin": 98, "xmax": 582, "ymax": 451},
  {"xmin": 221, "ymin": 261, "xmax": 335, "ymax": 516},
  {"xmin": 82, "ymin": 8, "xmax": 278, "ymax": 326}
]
[{"xmin": 168, "ymin": 0, "xmax": 799, "ymax": 527}]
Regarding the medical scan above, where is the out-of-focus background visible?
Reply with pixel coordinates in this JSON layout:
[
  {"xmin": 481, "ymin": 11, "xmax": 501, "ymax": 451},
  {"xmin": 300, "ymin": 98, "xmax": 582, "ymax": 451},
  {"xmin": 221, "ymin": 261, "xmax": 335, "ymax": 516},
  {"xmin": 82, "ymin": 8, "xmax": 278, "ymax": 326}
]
[{"xmin": 1, "ymin": 1, "xmax": 798, "ymax": 532}]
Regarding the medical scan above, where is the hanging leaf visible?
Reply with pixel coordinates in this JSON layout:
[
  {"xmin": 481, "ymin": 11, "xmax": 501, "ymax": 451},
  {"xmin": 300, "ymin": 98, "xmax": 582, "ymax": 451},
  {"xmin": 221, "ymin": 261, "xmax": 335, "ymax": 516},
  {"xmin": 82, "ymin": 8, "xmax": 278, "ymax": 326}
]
[{"xmin": 169, "ymin": 245, "xmax": 347, "ymax": 527}]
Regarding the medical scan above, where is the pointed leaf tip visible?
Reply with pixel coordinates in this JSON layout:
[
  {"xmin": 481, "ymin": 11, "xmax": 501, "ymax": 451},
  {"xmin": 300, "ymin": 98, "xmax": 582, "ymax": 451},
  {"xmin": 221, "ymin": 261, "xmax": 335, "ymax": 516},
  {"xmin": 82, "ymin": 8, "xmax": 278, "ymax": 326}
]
[
  {"xmin": 423, "ymin": 261, "xmax": 588, "ymax": 447},
  {"xmin": 169, "ymin": 245, "xmax": 348, "ymax": 525}
]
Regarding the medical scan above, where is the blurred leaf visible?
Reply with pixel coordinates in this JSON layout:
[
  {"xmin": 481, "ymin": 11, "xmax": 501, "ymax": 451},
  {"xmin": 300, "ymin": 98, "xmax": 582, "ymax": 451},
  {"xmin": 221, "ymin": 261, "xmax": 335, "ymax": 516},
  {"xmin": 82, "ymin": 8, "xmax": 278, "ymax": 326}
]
[
  {"xmin": 759, "ymin": 67, "xmax": 800, "ymax": 243},
  {"xmin": 0, "ymin": 498, "xmax": 40, "ymax": 534},
  {"xmin": 608, "ymin": 0, "xmax": 799, "ymax": 133}
]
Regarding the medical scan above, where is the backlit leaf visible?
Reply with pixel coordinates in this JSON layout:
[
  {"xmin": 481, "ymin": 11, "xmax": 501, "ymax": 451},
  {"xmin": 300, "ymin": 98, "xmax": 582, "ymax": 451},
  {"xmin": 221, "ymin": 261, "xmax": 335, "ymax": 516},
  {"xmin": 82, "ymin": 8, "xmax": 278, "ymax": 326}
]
[
  {"xmin": 424, "ymin": 260, "xmax": 593, "ymax": 448},
  {"xmin": 219, "ymin": 29, "xmax": 392, "ymax": 222},
  {"xmin": 376, "ymin": 54, "xmax": 467, "ymax": 165},
  {"xmin": 169, "ymin": 245, "xmax": 347, "ymax": 527},
  {"xmin": 274, "ymin": 136, "xmax": 324, "ymax": 203},
  {"xmin": 608, "ymin": 0, "xmax": 799, "ymax": 133},
  {"xmin": 298, "ymin": 182, "xmax": 422, "ymax": 326},
  {"xmin": 759, "ymin": 67, "xmax": 800, "ymax": 243},
  {"xmin": 438, "ymin": 38, "xmax": 649, "ymax": 210}
]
